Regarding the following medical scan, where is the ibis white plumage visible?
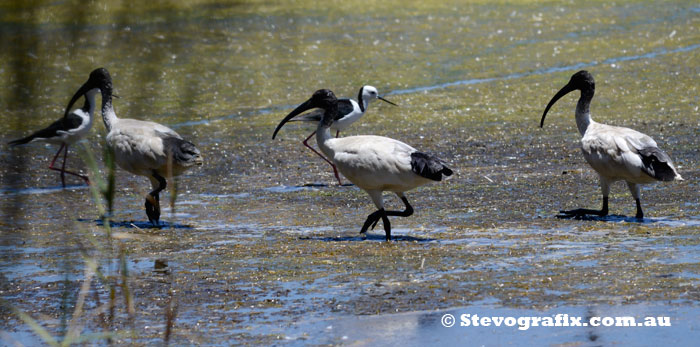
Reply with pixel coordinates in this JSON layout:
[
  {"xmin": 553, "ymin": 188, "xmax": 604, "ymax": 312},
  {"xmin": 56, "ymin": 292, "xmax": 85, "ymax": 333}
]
[
  {"xmin": 65, "ymin": 68, "xmax": 203, "ymax": 226},
  {"xmin": 540, "ymin": 70, "xmax": 683, "ymax": 219},
  {"xmin": 286, "ymin": 85, "xmax": 397, "ymax": 185},
  {"xmin": 273, "ymin": 89, "xmax": 452, "ymax": 240},
  {"xmin": 8, "ymin": 81, "xmax": 99, "ymax": 187}
]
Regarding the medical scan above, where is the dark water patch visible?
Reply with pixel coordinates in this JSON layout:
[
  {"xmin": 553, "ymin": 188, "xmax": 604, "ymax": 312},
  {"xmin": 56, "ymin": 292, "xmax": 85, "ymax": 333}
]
[
  {"xmin": 655, "ymin": 216, "xmax": 700, "ymax": 228},
  {"xmin": 174, "ymin": 199, "xmax": 205, "ymax": 206},
  {"xmin": 301, "ymin": 183, "xmax": 328, "ymax": 187},
  {"xmin": 294, "ymin": 182, "xmax": 354, "ymax": 187},
  {"xmin": 175, "ymin": 275, "xmax": 352, "ymax": 340},
  {"xmin": 279, "ymin": 225, "xmax": 335, "ymax": 236},
  {"xmin": 2, "ymin": 259, "xmax": 76, "ymax": 282},
  {"xmin": 301, "ymin": 233, "xmax": 435, "ymax": 243},
  {"xmin": 436, "ymin": 236, "xmax": 518, "ymax": 247},
  {"xmin": 76, "ymin": 218, "xmax": 194, "ymax": 230},
  {"xmin": 264, "ymin": 185, "xmax": 320, "ymax": 193},
  {"xmin": 3, "ymin": 256, "xmax": 156, "ymax": 283},
  {"xmin": 648, "ymin": 245, "xmax": 700, "ymax": 265},
  {"xmin": 197, "ymin": 192, "xmax": 251, "ymax": 199},
  {"xmin": 263, "ymin": 183, "xmax": 358, "ymax": 193},
  {"xmin": 194, "ymin": 222, "xmax": 260, "ymax": 232},
  {"xmin": 678, "ymin": 271, "xmax": 700, "ymax": 285},
  {"xmin": 554, "ymin": 214, "xmax": 700, "ymax": 227},
  {"xmin": 0, "ymin": 184, "xmax": 88, "ymax": 196},
  {"xmin": 0, "ymin": 245, "xmax": 57, "ymax": 255},
  {"xmin": 555, "ymin": 214, "xmax": 654, "ymax": 223}
]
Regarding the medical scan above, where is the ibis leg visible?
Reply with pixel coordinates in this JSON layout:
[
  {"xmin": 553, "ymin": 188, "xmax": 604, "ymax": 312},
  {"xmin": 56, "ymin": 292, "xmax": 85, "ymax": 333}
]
[
  {"xmin": 145, "ymin": 172, "xmax": 167, "ymax": 226},
  {"xmin": 360, "ymin": 209, "xmax": 387, "ymax": 238},
  {"xmin": 635, "ymin": 199, "xmax": 644, "ymax": 220},
  {"xmin": 627, "ymin": 182, "xmax": 644, "ymax": 219},
  {"xmin": 360, "ymin": 194, "xmax": 414, "ymax": 241},
  {"xmin": 559, "ymin": 178, "xmax": 610, "ymax": 219},
  {"xmin": 303, "ymin": 131, "xmax": 343, "ymax": 186},
  {"xmin": 384, "ymin": 195, "xmax": 414, "ymax": 218}
]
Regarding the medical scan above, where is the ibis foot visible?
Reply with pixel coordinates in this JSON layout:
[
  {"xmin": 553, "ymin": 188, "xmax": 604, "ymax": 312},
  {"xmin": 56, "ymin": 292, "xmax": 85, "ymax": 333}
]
[
  {"xmin": 360, "ymin": 209, "xmax": 391, "ymax": 241},
  {"xmin": 557, "ymin": 196, "xmax": 609, "ymax": 220},
  {"xmin": 359, "ymin": 197, "xmax": 414, "ymax": 241},
  {"xmin": 145, "ymin": 193, "xmax": 161, "ymax": 226}
]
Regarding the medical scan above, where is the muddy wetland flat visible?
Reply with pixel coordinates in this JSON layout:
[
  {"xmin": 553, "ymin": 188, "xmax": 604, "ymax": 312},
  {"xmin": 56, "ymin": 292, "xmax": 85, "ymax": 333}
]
[{"xmin": 1, "ymin": 0, "xmax": 699, "ymax": 345}]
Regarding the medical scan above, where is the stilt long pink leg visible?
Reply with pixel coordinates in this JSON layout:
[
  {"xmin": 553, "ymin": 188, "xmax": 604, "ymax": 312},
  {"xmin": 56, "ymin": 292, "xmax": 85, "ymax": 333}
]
[
  {"xmin": 47, "ymin": 143, "xmax": 67, "ymax": 187},
  {"xmin": 302, "ymin": 131, "xmax": 343, "ymax": 186},
  {"xmin": 47, "ymin": 144, "xmax": 90, "ymax": 187}
]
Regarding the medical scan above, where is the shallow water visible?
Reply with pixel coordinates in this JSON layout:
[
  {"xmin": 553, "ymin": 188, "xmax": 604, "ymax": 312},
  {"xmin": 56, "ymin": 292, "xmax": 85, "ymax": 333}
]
[{"xmin": 1, "ymin": 0, "xmax": 699, "ymax": 345}]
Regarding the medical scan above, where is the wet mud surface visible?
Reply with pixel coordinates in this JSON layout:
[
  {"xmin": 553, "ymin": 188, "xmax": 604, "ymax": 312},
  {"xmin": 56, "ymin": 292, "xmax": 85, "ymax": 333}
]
[{"xmin": 1, "ymin": 0, "xmax": 699, "ymax": 345}]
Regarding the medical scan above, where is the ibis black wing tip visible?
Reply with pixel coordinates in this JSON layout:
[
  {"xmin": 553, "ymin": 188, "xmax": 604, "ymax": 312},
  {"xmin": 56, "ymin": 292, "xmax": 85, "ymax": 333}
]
[{"xmin": 410, "ymin": 152, "xmax": 452, "ymax": 181}]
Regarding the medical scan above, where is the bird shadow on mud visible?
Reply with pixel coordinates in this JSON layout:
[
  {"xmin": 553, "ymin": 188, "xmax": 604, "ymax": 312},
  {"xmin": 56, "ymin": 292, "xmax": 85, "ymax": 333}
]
[
  {"xmin": 0, "ymin": 184, "xmax": 89, "ymax": 196},
  {"xmin": 77, "ymin": 218, "xmax": 194, "ymax": 229},
  {"xmin": 556, "ymin": 213, "xmax": 658, "ymax": 224},
  {"xmin": 300, "ymin": 233, "xmax": 435, "ymax": 242},
  {"xmin": 300, "ymin": 182, "xmax": 355, "ymax": 187},
  {"xmin": 264, "ymin": 182, "xmax": 355, "ymax": 193}
]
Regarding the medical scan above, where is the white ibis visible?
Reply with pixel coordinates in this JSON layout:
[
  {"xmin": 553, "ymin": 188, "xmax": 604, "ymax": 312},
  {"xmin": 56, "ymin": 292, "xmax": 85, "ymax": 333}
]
[
  {"xmin": 540, "ymin": 70, "xmax": 683, "ymax": 219},
  {"xmin": 8, "ymin": 81, "xmax": 100, "ymax": 187},
  {"xmin": 273, "ymin": 89, "xmax": 452, "ymax": 240},
  {"xmin": 65, "ymin": 68, "xmax": 203, "ymax": 226},
  {"xmin": 285, "ymin": 85, "xmax": 397, "ymax": 185}
]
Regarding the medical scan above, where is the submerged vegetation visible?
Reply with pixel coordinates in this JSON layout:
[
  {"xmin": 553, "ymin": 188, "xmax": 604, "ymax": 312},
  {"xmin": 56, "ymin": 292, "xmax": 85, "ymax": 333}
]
[
  {"xmin": 0, "ymin": 0, "xmax": 698, "ymax": 344},
  {"xmin": 3, "ymin": 144, "xmax": 180, "ymax": 345}
]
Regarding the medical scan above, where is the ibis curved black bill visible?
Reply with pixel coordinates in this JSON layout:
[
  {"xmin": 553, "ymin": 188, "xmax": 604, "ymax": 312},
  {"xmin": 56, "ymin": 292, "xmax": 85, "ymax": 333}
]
[
  {"xmin": 64, "ymin": 81, "xmax": 94, "ymax": 118},
  {"xmin": 378, "ymin": 96, "xmax": 398, "ymax": 106},
  {"xmin": 272, "ymin": 99, "xmax": 314, "ymax": 139},
  {"xmin": 540, "ymin": 83, "xmax": 576, "ymax": 128}
]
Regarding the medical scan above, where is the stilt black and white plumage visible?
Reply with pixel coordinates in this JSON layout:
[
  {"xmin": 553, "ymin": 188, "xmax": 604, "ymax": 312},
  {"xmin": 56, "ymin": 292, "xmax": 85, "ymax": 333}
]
[
  {"xmin": 540, "ymin": 70, "xmax": 683, "ymax": 219},
  {"xmin": 65, "ymin": 68, "xmax": 203, "ymax": 226},
  {"xmin": 273, "ymin": 89, "xmax": 452, "ymax": 240},
  {"xmin": 8, "ymin": 81, "xmax": 99, "ymax": 187},
  {"xmin": 283, "ymin": 85, "xmax": 397, "ymax": 185}
]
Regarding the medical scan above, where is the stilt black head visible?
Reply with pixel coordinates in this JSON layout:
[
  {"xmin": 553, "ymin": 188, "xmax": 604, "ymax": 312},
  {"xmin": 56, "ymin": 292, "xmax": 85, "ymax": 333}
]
[
  {"xmin": 272, "ymin": 89, "xmax": 338, "ymax": 139},
  {"xmin": 64, "ymin": 68, "xmax": 113, "ymax": 118},
  {"xmin": 540, "ymin": 70, "xmax": 595, "ymax": 128}
]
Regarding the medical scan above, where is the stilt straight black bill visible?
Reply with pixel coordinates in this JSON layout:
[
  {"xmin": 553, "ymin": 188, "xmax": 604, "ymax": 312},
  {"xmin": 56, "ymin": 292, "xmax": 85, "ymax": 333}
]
[{"xmin": 378, "ymin": 96, "xmax": 398, "ymax": 106}]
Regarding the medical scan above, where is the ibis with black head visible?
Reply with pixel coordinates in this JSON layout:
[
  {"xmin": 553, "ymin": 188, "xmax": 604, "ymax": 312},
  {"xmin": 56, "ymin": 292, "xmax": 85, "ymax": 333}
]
[
  {"xmin": 65, "ymin": 68, "xmax": 203, "ymax": 226},
  {"xmin": 273, "ymin": 89, "xmax": 452, "ymax": 241},
  {"xmin": 540, "ymin": 70, "xmax": 683, "ymax": 219},
  {"xmin": 283, "ymin": 85, "xmax": 397, "ymax": 186}
]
